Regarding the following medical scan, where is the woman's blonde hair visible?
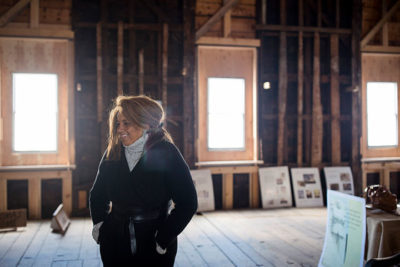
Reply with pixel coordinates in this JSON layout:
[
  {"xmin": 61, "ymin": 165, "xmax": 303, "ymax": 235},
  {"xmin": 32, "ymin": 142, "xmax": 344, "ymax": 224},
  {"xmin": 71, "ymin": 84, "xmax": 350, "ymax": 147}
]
[{"xmin": 106, "ymin": 95, "xmax": 173, "ymax": 160}]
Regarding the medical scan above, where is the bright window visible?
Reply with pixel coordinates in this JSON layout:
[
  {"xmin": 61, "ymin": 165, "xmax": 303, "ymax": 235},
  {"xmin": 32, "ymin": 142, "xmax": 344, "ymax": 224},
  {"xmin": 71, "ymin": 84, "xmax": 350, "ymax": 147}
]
[
  {"xmin": 366, "ymin": 82, "xmax": 398, "ymax": 147},
  {"xmin": 13, "ymin": 73, "xmax": 58, "ymax": 152},
  {"xmin": 207, "ymin": 77, "xmax": 245, "ymax": 150}
]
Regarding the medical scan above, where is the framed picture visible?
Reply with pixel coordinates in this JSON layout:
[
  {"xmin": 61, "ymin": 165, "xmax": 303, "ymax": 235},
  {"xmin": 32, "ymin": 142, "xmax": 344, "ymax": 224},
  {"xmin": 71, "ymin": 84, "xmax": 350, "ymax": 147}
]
[
  {"xmin": 290, "ymin": 168, "xmax": 324, "ymax": 207},
  {"xmin": 190, "ymin": 169, "xmax": 215, "ymax": 212},
  {"xmin": 323, "ymin": 167, "xmax": 354, "ymax": 195},
  {"xmin": 258, "ymin": 166, "xmax": 293, "ymax": 208}
]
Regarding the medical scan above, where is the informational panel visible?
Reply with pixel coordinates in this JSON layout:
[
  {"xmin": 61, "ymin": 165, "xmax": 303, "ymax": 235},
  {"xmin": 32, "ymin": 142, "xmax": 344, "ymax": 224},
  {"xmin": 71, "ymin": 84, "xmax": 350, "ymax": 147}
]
[
  {"xmin": 290, "ymin": 168, "xmax": 323, "ymax": 207},
  {"xmin": 190, "ymin": 169, "xmax": 215, "ymax": 212},
  {"xmin": 259, "ymin": 166, "xmax": 292, "ymax": 208},
  {"xmin": 323, "ymin": 167, "xmax": 355, "ymax": 195},
  {"xmin": 319, "ymin": 190, "xmax": 366, "ymax": 267},
  {"xmin": 50, "ymin": 204, "xmax": 70, "ymax": 234}
]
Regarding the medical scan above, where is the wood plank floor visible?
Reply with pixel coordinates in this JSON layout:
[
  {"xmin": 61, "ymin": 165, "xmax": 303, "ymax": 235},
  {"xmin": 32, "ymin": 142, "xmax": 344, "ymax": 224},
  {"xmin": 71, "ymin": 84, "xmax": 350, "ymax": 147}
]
[{"xmin": 0, "ymin": 208, "xmax": 327, "ymax": 267}]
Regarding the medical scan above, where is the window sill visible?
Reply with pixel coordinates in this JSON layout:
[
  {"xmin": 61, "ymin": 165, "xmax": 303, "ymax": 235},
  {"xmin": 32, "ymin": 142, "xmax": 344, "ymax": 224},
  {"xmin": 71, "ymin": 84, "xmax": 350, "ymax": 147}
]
[
  {"xmin": 195, "ymin": 160, "xmax": 263, "ymax": 167},
  {"xmin": 0, "ymin": 165, "xmax": 76, "ymax": 172},
  {"xmin": 361, "ymin": 157, "xmax": 400, "ymax": 163}
]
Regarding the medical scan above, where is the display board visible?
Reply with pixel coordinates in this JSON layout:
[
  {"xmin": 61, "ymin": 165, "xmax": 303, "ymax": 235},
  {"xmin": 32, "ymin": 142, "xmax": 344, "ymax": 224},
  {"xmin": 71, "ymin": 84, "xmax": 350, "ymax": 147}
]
[
  {"xmin": 50, "ymin": 204, "xmax": 71, "ymax": 234},
  {"xmin": 290, "ymin": 168, "xmax": 324, "ymax": 207},
  {"xmin": 259, "ymin": 166, "xmax": 292, "ymax": 208},
  {"xmin": 190, "ymin": 169, "xmax": 215, "ymax": 212},
  {"xmin": 319, "ymin": 190, "xmax": 366, "ymax": 267},
  {"xmin": 323, "ymin": 167, "xmax": 355, "ymax": 195}
]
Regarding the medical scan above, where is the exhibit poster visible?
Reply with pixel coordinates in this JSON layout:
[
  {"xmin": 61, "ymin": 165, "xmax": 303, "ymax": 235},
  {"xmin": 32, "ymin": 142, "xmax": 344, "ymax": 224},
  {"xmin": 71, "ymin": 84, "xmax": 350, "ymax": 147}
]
[
  {"xmin": 259, "ymin": 166, "xmax": 293, "ymax": 208},
  {"xmin": 290, "ymin": 167, "xmax": 324, "ymax": 207},
  {"xmin": 319, "ymin": 190, "xmax": 366, "ymax": 267},
  {"xmin": 190, "ymin": 169, "xmax": 215, "ymax": 212},
  {"xmin": 323, "ymin": 167, "xmax": 355, "ymax": 195}
]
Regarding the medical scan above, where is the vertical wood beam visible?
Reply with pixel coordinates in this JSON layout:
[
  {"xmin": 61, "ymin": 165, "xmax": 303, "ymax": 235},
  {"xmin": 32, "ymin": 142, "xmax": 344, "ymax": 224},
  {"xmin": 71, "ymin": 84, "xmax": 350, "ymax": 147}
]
[
  {"xmin": 311, "ymin": 32, "xmax": 322, "ymax": 166},
  {"xmin": 222, "ymin": 173, "xmax": 233, "ymax": 209},
  {"xmin": 128, "ymin": 1, "xmax": 136, "ymax": 95},
  {"xmin": 280, "ymin": 0, "xmax": 286, "ymax": 25},
  {"xmin": 96, "ymin": 23, "xmax": 103, "ymax": 123},
  {"xmin": 0, "ymin": 179, "xmax": 6, "ymax": 211},
  {"xmin": 67, "ymin": 41, "xmax": 76, "ymax": 166},
  {"xmin": 138, "ymin": 49, "xmax": 144, "ymax": 95},
  {"xmin": 117, "ymin": 21, "xmax": 124, "ymax": 96},
  {"xmin": 317, "ymin": 0, "xmax": 321, "ymax": 27},
  {"xmin": 30, "ymin": 0, "xmax": 39, "ymax": 28},
  {"xmin": 100, "ymin": 0, "xmax": 109, "ymax": 152},
  {"xmin": 261, "ymin": 0, "xmax": 267, "ymax": 24},
  {"xmin": 29, "ymin": 178, "xmax": 41, "ymax": 219},
  {"xmin": 330, "ymin": 34, "xmax": 341, "ymax": 164},
  {"xmin": 297, "ymin": 31, "xmax": 304, "ymax": 165},
  {"xmin": 223, "ymin": 0, "xmax": 232, "ymax": 37},
  {"xmin": 382, "ymin": 0, "xmax": 388, "ymax": 46},
  {"xmin": 249, "ymin": 172, "xmax": 259, "ymax": 208},
  {"xmin": 336, "ymin": 0, "xmax": 340, "ymax": 28},
  {"xmin": 297, "ymin": 0, "xmax": 304, "ymax": 165},
  {"xmin": 62, "ymin": 172, "xmax": 72, "ymax": 216},
  {"xmin": 183, "ymin": 0, "xmax": 195, "ymax": 166},
  {"xmin": 299, "ymin": 0, "xmax": 304, "ymax": 26},
  {"xmin": 304, "ymin": 8, "xmax": 312, "ymax": 164},
  {"xmin": 277, "ymin": 32, "xmax": 287, "ymax": 165},
  {"xmin": 352, "ymin": 0, "xmax": 362, "ymax": 195},
  {"xmin": 161, "ymin": 23, "xmax": 168, "ymax": 118}
]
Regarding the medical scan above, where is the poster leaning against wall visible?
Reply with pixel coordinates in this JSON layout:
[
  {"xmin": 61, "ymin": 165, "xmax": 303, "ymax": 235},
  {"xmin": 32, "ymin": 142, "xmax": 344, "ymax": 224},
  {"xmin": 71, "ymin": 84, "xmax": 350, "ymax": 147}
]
[
  {"xmin": 259, "ymin": 166, "xmax": 293, "ymax": 208},
  {"xmin": 291, "ymin": 168, "xmax": 324, "ymax": 207},
  {"xmin": 323, "ymin": 167, "xmax": 355, "ymax": 195},
  {"xmin": 190, "ymin": 169, "xmax": 215, "ymax": 212}
]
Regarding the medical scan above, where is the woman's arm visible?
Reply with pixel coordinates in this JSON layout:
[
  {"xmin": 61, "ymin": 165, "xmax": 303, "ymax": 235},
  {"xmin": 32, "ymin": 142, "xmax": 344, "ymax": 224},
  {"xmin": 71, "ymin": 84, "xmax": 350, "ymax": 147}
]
[
  {"xmin": 155, "ymin": 143, "xmax": 198, "ymax": 249},
  {"xmin": 89, "ymin": 152, "xmax": 111, "ymax": 225}
]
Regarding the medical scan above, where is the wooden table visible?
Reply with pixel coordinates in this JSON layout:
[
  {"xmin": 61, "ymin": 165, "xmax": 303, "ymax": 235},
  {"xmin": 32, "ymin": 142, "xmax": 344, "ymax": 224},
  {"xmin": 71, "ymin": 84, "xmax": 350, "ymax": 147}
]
[{"xmin": 365, "ymin": 208, "xmax": 400, "ymax": 260}]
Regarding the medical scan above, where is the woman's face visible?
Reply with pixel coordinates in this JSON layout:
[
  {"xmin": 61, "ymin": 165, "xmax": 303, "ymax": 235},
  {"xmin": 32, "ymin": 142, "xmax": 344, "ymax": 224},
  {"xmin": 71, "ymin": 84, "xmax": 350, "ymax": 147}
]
[{"xmin": 116, "ymin": 113, "xmax": 144, "ymax": 146}]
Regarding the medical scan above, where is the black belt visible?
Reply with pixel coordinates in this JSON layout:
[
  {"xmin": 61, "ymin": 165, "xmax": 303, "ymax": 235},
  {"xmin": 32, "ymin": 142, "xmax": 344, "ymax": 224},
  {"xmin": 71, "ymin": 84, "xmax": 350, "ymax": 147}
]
[
  {"xmin": 111, "ymin": 205, "xmax": 161, "ymax": 222},
  {"xmin": 111, "ymin": 205, "xmax": 165, "ymax": 256}
]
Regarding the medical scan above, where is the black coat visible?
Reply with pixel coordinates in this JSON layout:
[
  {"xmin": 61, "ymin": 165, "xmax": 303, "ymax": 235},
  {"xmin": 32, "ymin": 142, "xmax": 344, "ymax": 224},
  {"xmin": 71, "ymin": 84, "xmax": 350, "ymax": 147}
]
[{"xmin": 89, "ymin": 139, "xmax": 198, "ymax": 266}]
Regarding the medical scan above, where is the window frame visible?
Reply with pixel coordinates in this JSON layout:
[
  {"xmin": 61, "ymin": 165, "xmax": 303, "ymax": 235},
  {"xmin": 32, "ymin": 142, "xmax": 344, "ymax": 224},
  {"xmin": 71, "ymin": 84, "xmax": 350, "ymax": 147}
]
[
  {"xmin": 361, "ymin": 53, "xmax": 400, "ymax": 159},
  {"xmin": 197, "ymin": 45, "xmax": 258, "ymax": 163}
]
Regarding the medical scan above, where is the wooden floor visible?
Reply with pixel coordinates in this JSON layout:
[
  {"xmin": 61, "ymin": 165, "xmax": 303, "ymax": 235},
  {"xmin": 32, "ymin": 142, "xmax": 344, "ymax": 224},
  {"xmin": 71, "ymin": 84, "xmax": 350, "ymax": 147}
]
[{"xmin": 0, "ymin": 208, "xmax": 327, "ymax": 267}]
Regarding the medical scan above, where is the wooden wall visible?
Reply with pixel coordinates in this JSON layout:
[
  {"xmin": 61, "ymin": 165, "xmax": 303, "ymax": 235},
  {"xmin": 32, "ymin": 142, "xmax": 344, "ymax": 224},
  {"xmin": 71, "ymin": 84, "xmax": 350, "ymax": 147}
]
[
  {"xmin": 3, "ymin": 0, "xmax": 398, "ymax": 214},
  {"xmin": 256, "ymin": 0, "xmax": 363, "ymax": 194}
]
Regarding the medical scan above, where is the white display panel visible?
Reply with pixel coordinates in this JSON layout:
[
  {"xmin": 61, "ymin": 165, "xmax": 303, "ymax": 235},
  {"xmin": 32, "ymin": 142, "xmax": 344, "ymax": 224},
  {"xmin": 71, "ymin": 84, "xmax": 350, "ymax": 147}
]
[
  {"xmin": 190, "ymin": 169, "xmax": 215, "ymax": 212},
  {"xmin": 259, "ymin": 166, "xmax": 293, "ymax": 208},
  {"xmin": 290, "ymin": 168, "xmax": 324, "ymax": 207},
  {"xmin": 323, "ymin": 167, "xmax": 354, "ymax": 195}
]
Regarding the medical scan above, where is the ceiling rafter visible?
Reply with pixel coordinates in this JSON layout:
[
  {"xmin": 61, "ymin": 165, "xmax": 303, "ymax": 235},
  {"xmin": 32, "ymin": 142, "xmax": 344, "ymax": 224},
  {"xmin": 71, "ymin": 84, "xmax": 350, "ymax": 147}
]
[
  {"xmin": 0, "ymin": 0, "xmax": 32, "ymax": 27},
  {"xmin": 360, "ymin": 0, "xmax": 400, "ymax": 48},
  {"xmin": 195, "ymin": 0, "xmax": 238, "ymax": 41}
]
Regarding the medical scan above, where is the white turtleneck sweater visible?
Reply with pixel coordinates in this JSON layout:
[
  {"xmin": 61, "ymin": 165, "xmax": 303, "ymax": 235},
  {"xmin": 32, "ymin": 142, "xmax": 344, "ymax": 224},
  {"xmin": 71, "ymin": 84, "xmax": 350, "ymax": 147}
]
[{"xmin": 123, "ymin": 132, "xmax": 148, "ymax": 171}]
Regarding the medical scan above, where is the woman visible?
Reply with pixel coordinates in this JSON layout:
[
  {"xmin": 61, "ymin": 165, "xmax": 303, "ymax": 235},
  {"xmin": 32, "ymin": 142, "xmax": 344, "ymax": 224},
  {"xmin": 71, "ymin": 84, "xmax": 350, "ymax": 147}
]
[{"xmin": 89, "ymin": 95, "xmax": 198, "ymax": 266}]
